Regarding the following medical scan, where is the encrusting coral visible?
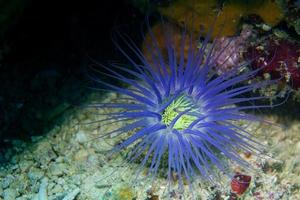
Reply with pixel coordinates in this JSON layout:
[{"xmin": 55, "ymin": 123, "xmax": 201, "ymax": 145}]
[
  {"xmin": 246, "ymin": 36, "xmax": 300, "ymax": 89},
  {"xmin": 159, "ymin": 0, "xmax": 284, "ymax": 38}
]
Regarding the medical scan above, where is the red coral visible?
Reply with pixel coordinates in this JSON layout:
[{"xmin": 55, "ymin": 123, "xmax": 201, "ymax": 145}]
[
  {"xmin": 231, "ymin": 173, "xmax": 251, "ymax": 195},
  {"xmin": 213, "ymin": 25, "xmax": 253, "ymax": 74},
  {"xmin": 246, "ymin": 38, "xmax": 300, "ymax": 88}
]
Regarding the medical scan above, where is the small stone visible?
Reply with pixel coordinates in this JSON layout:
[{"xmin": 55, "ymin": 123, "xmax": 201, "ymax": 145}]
[
  {"xmin": 55, "ymin": 156, "xmax": 64, "ymax": 163},
  {"xmin": 296, "ymin": 141, "xmax": 300, "ymax": 151},
  {"xmin": 49, "ymin": 163, "xmax": 67, "ymax": 176},
  {"xmin": 62, "ymin": 188, "xmax": 80, "ymax": 200},
  {"xmin": 62, "ymin": 184, "xmax": 70, "ymax": 191},
  {"xmin": 87, "ymin": 154, "xmax": 98, "ymax": 167},
  {"xmin": 3, "ymin": 188, "xmax": 18, "ymax": 200},
  {"xmin": 74, "ymin": 149, "xmax": 88, "ymax": 162},
  {"xmin": 51, "ymin": 184, "xmax": 63, "ymax": 194},
  {"xmin": 75, "ymin": 130, "xmax": 88, "ymax": 144},
  {"xmin": 33, "ymin": 141, "xmax": 57, "ymax": 165},
  {"xmin": 0, "ymin": 187, "xmax": 3, "ymax": 197},
  {"xmin": 5, "ymin": 174, "xmax": 29, "ymax": 195},
  {"xmin": 56, "ymin": 177, "xmax": 66, "ymax": 185},
  {"xmin": 2, "ymin": 175, "xmax": 14, "ymax": 189},
  {"xmin": 64, "ymin": 165, "xmax": 76, "ymax": 176},
  {"xmin": 27, "ymin": 168, "xmax": 44, "ymax": 183},
  {"xmin": 69, "ymin": 175, "xmax": 82, "ymax": 186},
  {"xmin": 47, "ymin": 182, "xmax": 55, "ymax": 193},
  {"xmin": 16, "ymin": 197, "xmax": 29, "ymax": 200},
  {"xmin": 19, "ymin": 161, "xmax": 34, "ymax": 172},
  {"xmin": 261, "ymin": 24, "xmax": 271, "ymax": 31},
  {"xmin": 273, "ymin": 29, "xmax": 289, "ymax": 39}
]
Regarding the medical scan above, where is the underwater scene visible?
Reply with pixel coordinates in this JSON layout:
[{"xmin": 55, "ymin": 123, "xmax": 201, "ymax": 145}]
[{"xmin": 1, "ymin": 0, "xmax": 300, "ymax": 199}]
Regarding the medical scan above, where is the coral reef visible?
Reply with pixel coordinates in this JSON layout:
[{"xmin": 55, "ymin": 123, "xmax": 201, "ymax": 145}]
[
  {"xmin": 159, "ymin": 0, "xmax": 284, "ymax": 38},
  {"xmin": 212, "ymin": 24, "xmax": 254, "ymax": 74},
  {"xmin": 142, "ymin": 23, "xmax": 255, "ymax": 75},
  {"xmin": 246, "ymin": 36, "xmax": 300, "ymax": 88}
]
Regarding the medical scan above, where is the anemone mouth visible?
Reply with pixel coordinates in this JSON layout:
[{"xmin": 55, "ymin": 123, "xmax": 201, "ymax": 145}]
[{"xmin": 161, "ymin": 94, "xmax": 198, "ymax": 130}]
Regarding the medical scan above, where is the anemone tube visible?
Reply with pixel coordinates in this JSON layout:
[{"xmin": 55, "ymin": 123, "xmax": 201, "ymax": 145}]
[{"xmin": 88, "ymin": 22, "xmax": 279, "ymax": 191}]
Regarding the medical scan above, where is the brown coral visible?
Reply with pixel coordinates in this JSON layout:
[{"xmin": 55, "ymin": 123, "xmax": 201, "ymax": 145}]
[
  {"xmin": 142, "ymin": 22, "xmax": 197, "ymax": 72},
  {"xmin": 159, "ymin": 0, "xmax": 283, "ymax": 38}
]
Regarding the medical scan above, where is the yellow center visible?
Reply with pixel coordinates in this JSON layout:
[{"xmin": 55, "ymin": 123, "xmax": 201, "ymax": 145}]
[{"xmin": 162, "ymin": 95, "xmax": 197, "ymax": 130}]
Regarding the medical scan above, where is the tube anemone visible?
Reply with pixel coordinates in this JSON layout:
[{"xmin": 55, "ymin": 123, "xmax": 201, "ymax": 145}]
[{"xmin": 88, "ymin": 21, "xmax": 278, "ymax": 191}]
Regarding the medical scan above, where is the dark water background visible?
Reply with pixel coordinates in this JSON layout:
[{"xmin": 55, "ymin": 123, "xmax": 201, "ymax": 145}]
[{"xmin": 0, "ymin": 0, "xmax": 147, "ymax": 146}]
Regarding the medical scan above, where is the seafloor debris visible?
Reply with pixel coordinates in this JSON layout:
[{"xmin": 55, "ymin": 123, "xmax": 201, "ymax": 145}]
[
  {"xmin": 230, "ymin": 173, "xmax": 251, "ymax": 196},
  {"xmin": 33, "ymin": 177, "xmax": 80, "ymax": 200},
  {"xmin": 0, "ymin": 93, "xmax": 300, "ymax": 199}
]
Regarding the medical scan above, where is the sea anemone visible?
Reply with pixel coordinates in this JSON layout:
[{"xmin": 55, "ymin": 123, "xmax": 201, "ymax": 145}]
[{"xmin": 88, "ymin": 20, "xmax": 278, "ymax": 193}]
